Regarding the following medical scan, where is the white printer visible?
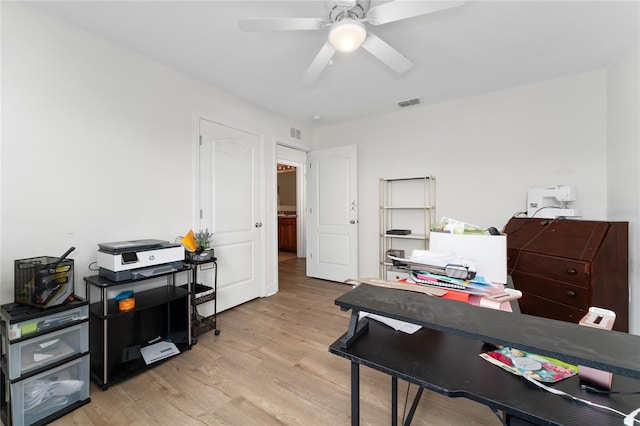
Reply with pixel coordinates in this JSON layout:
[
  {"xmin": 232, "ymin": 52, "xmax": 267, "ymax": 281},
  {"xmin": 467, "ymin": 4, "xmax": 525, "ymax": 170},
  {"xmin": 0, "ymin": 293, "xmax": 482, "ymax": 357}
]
[{"xmin": 97, "ymin": 239, "xmax": 184, "ymax": 282}]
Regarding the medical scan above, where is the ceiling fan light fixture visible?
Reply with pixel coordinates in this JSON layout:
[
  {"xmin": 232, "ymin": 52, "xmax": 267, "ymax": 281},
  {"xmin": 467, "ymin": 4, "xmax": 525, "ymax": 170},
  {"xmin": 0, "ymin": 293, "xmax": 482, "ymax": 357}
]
[{"xmin": 329, "ymin": 18, "xmax": 366, "ymax": 53}]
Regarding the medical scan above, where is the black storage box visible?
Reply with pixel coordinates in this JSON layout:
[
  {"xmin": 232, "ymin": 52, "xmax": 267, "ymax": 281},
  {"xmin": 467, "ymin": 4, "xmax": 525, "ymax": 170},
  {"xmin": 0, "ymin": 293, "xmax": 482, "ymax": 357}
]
[
  {"xmin": 185, "ymin": 249, "xmax": 214, "ymax": 262},
  {"xmin": 14, "ymin": 256, "xmax": 74, "ymax": 308}
]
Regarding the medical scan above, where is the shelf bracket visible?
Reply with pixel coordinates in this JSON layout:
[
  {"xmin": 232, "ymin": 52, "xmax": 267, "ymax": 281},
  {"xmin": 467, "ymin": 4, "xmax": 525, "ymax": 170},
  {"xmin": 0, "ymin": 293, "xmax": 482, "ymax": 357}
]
[{"xmin": 339, "ymin": 310, "xmax": 369, "ymax": 349}]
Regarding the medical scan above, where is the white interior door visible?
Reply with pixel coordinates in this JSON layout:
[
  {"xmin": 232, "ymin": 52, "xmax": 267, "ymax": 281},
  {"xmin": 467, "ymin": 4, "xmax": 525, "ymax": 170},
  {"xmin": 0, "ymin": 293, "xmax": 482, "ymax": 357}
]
[
  {"xmin": 199, "ymin": 118, "xmax": 263, "ymax": 312},
  {"xmin": 307, "ymin": 145, "xmax": 358, "ymax": 282}
]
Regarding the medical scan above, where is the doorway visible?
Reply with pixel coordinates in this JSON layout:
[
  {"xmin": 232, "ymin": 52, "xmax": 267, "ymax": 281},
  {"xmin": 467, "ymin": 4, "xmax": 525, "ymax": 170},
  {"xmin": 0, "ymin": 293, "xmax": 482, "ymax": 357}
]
[
  {"xmin": 276, "ymin": 144, "xmax": 307, "ymax": 263},
  {"xmin": 277, "ymin": 163, "xmax": 298, "ymax": 262}
]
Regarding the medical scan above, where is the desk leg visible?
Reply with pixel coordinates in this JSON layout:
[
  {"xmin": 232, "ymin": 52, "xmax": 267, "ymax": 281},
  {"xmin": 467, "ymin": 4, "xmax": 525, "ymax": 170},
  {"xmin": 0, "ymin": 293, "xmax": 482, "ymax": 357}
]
[
  {"xmin": 351, "ymin": 362, "xmax": 360, "ymax": 425},
  {"xmin": 391, "ymin": 377, "xmax": 398, "ymax": 426},
  {"xmin": 403, "ymin": 387, "xmax": 424, "ymax": 426}
]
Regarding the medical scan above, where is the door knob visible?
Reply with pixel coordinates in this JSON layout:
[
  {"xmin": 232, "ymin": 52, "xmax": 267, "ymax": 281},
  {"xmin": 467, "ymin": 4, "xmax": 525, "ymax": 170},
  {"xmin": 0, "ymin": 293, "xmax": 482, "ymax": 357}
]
[
  {"xmin": 350, "ymin": 219, "xmax": 356, "ymax": 224},
  {"xmin": 255, "ymin": 222, "xmax": 263, "ymax": 228}
]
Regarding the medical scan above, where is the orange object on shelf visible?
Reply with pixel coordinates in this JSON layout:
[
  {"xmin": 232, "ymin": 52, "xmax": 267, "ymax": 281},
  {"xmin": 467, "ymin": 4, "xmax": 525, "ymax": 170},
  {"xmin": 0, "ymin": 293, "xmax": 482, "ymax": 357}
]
[
  {"xmin": 441, "ymin": 290, "xmax": 471, "ymax": 303},
  {"xmin": 119, "ymin": 298, "xmax": 135, "ymax": 311},
  {"xmin": 181, "ymin": 229, "xmax": 198, "ymax": 252}
]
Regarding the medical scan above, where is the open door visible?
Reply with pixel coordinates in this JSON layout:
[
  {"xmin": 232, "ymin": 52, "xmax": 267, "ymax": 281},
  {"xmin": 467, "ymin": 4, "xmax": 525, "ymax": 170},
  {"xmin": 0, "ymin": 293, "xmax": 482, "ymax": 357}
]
[
  {"xmin": 199, "ymin": 118, "xmax": 264, "ymax": 312},
  {"xmin": 307, "ymin": 145, "xmax": 358, "ymax": 282}
]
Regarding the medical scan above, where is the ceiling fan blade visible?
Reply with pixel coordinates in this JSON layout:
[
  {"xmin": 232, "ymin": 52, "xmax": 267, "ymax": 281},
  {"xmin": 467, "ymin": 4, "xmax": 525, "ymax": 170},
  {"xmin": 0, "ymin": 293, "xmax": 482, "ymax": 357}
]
[
  {"xmin": 361, "ymin": 33, "xmax": 413, "ymax": 74},
  {"xmin": 238, "ymin": 18, "xmax": 325, "ymax": 32},
  {"xmin": 366, "ymin": 0, "xmax": 466, "ymax": 25},
  {"xmin": 301, "ymin": 42, "xmax": 337, "ymax": 87}
]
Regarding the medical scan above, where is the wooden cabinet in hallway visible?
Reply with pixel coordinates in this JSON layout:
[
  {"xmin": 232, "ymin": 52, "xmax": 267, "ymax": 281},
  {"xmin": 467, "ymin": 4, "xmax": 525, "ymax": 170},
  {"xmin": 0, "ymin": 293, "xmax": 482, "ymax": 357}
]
[{"xmin": 278, "ymin": 216, "xmax": 297, "ymax": 252}]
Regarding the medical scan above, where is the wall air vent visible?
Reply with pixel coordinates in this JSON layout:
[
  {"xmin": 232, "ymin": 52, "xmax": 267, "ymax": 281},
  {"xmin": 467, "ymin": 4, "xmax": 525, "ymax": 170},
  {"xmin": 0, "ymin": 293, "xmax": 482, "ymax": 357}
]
[
  {"xmin": 398, "ymin": 98, "xmax": 421, "ymax": 108},
  {"xmin": 289, "ymin": 127, "xmax": 302, "ymax": 140}
]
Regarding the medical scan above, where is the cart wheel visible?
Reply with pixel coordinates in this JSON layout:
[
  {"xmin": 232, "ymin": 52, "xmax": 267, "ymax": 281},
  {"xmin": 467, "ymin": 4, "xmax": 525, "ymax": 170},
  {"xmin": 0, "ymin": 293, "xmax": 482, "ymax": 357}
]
[{"xmin": 214, "ymin": 329, "xmax": 221, "ymax": 336}]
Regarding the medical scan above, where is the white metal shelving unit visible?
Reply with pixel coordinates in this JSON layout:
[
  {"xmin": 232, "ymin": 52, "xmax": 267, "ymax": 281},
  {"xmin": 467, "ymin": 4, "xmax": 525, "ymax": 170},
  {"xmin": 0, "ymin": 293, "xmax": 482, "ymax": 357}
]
[{"xmin": 379, "ymin": 175, "xmax": 436, "ymax": 280}]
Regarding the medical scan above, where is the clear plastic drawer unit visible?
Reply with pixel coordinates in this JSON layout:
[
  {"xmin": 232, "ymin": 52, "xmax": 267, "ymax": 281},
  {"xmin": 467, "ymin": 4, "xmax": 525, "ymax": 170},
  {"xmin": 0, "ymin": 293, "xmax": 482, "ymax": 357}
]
[{"xmin": 0, "ymin": 299, "xmax": 91, "ymax": 425}]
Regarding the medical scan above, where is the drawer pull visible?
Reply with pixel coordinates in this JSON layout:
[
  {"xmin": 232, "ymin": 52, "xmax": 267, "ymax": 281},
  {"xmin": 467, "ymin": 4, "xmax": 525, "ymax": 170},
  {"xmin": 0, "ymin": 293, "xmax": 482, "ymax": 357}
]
[
  {"xmin": 566, "ymin": 269, "xmax": 577, "ymax": 275},
  {"xmin": 567, "ymin": 290, "xmax": 576, "ymax": 297}
]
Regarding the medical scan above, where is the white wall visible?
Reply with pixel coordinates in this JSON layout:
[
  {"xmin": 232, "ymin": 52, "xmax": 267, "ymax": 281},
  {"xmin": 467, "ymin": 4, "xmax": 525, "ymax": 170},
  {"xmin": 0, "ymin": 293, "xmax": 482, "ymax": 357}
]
[
  {"xmin": 607, "ymin": 33, "xmax": 640, "ymax": 333},
  {"xmin": 314, "ymin": 70, "xmax": 608, "ymax": 270},
  {"xmin": 277, "ymin": 171, "xmax": 296, "ymax": 208},
  {"xmin": 0, "ymin": 2, "xmax": 311, "ymax": 303}
]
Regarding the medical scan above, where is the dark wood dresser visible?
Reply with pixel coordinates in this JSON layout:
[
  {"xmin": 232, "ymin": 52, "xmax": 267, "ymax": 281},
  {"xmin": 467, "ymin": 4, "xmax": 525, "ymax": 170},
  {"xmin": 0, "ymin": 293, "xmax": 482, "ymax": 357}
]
[{"xmin": 504, "ymin": 217, "xmax": 628, "ymax": 332}]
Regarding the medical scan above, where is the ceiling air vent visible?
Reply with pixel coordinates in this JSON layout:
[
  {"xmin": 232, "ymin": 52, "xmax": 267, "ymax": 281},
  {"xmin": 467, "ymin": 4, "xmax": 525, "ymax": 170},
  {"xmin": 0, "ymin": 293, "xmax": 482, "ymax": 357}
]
[{"xmin": 398, "ymin": 98, "xmax": 421, "ymax": 108}]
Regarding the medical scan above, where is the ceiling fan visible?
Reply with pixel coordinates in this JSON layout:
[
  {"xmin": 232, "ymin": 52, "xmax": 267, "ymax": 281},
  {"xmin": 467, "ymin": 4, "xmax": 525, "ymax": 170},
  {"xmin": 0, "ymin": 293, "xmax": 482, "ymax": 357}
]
[{"xmin": 238, "ymin": 0, "xmax": 466, "ymax": 86}]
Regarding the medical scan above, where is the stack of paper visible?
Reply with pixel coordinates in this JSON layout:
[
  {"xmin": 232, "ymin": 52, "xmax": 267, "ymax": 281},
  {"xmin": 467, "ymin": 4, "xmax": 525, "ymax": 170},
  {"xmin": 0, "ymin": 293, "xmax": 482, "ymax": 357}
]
[
  {"xmin": 24, "ymin": 379, "xmax": 83, "ymax": 412},
  {"xmin": 140, "ymin": 341, "xmax": 179, "ymax": 365}
]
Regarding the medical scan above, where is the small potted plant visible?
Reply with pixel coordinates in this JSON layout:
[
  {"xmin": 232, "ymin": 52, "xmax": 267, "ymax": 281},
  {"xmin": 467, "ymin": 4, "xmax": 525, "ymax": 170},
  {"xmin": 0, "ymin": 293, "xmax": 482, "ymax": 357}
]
[{"xmin": 194, "ymin": 229, "xmax": 213, "ymax": 257}]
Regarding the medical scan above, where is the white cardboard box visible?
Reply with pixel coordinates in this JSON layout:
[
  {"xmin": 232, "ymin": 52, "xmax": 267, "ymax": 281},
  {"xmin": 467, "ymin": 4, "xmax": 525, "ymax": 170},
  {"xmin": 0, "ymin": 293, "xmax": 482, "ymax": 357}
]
[{"xmin": 429, "ymin": 232, "xmax": 507, "ymax": 284}]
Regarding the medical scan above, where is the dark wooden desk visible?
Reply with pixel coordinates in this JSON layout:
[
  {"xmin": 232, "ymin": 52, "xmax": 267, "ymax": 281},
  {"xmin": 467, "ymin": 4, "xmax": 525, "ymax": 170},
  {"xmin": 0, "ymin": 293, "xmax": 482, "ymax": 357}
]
[{"xmin": 329, "ymin": 284, "xmax": 640, "ymax": 425}]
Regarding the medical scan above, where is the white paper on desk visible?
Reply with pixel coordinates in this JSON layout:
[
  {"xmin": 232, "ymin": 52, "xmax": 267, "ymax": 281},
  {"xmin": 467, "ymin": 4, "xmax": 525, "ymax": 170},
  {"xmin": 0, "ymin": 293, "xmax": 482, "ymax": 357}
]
[
  {"xmin": 359, "ymin": 312, "xmax": 422, "ymax": 334},
  {"xmin": 389, "ymin": 251, "xmax": 461, "ymax": 268},
  {"xmin": 140, "ymin": 341, "xmax": 179, "ymax": 365}
]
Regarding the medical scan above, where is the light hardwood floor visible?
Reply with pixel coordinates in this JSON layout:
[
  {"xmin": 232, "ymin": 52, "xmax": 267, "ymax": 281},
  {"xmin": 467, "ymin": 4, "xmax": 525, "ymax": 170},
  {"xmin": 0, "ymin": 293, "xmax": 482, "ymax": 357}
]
[{"xmin": 54, "ymin": 258, "xmax": 502, "ymax": 425}]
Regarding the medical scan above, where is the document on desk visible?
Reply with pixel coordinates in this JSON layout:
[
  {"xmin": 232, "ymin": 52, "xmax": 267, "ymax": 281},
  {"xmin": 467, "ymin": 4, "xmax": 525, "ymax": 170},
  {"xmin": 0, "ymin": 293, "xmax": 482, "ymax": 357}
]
[
  {"xmin": 140, "ymin": 341, "xmax": 179, "ymax": 365},
  {"xmin": 359, "ymin": 311, "xmax": 422, "ymax": 334}
]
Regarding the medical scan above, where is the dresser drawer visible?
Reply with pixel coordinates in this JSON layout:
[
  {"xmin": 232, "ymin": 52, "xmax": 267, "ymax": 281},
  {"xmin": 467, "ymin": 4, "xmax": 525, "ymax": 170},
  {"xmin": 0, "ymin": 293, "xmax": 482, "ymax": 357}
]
[
  {"xmin": 511, "ymin": 272, "xmax": 589, "ymax": 309},
  {"xmin": 504, "ymin": 218, "xmax": 609, "ymax": 261},
  {"xmin": 518, "ymin": 292, "xmax": 587, "ymax": 325},
  {"xmin": 510, "ymin": 252, "xmax": 590, "ymax": 287}
]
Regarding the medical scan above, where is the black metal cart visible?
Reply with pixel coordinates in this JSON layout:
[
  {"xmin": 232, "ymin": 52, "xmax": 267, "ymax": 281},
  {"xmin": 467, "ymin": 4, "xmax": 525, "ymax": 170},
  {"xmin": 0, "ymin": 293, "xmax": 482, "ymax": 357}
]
[{"xmin": 184, "ymin": 251, "xmax": 219, "ymax": 341}]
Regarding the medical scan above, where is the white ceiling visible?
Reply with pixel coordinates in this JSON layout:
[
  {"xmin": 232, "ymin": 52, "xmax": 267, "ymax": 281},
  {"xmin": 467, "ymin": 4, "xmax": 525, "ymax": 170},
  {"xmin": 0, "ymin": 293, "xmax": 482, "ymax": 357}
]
[{"xmin": 26, "ymin": 0, "xmax": 639, "ymax": 126}]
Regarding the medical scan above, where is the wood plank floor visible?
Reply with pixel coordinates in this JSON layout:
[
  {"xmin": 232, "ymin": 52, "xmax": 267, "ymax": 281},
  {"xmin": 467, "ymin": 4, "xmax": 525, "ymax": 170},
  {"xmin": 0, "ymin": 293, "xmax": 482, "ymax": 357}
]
[{"xmin": 54, "ymin": 258, "xmax": 502, "ymax": 425}]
